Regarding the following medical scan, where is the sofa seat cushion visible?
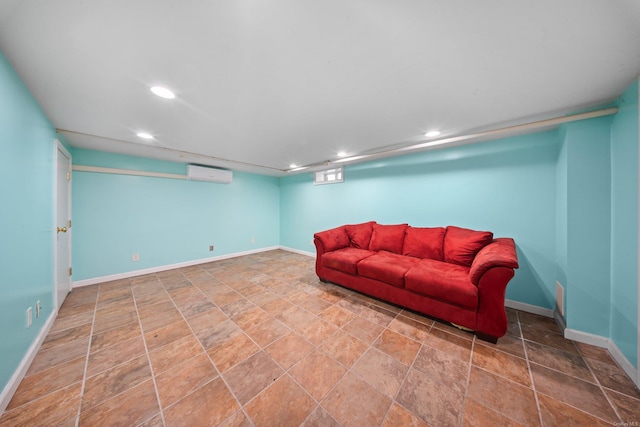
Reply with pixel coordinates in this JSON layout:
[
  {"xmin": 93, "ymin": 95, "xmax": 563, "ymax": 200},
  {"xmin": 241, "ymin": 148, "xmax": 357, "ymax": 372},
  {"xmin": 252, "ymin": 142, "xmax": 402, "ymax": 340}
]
[
  {"xmin": 357, "ymin": 251, "xmax": 420, "ymax": 288},
  {"xmin": 405, "ymin": 259, "xmax": 478, "ymax": 309},
  {"xmin": 322, "ymin": 248, "xmax": 376, "ymax": 275}
]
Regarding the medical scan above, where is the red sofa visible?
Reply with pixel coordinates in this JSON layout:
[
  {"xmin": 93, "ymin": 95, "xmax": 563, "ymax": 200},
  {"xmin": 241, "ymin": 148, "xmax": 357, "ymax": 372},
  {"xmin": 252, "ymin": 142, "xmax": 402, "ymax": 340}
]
[{"xmin": 313, "ymin": 222, "xmax": 519, "ymax": 343}]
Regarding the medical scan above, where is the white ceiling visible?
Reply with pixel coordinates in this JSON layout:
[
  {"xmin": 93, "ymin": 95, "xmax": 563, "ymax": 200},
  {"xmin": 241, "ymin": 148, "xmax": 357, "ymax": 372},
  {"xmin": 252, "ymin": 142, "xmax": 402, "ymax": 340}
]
[{"xmin": 1, "ymin": 1, "xmax": 639, "ymax": 176}]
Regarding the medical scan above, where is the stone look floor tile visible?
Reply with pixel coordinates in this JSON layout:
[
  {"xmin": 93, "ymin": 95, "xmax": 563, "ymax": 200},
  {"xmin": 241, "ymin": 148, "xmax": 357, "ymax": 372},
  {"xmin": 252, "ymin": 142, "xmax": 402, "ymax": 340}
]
[
  {"xmin": 82, "ymin": 354, "xmax": 151, "ymax": 410},
  {"xmin": 537, "ymin": 393, "xmax": 612, "ymax": 426},
  {"xmin": 467, "ymin": 367, "xmax": 540, "ymax": 426},
  {"xmin": 318, "ymin": 305, "xmax": 357, "ymax": 327},
  {"xmin": 462, "ymin": 398, "xmax": 525, "ymax": 427},
  {"xmin": 0, "ymin": 382, "xmax": 82, "ymax": 427},
  {"xmin": 530, "ymin": 363, "xmax": 619, "ymax": 424},
  {"xmin": 352, "ymin": 348, "xmax": 409, "ymax": 399},
  {"xmin": 223, "ymin": 351, "xmax": 284, "ymax": 404},
  {"xmin": 208, "ymin": 331, "xmax": 260, "ymax": 372},
  {"xmin": 265, "ymin": 332, "xmax": 315, "ymax": 369},
  {"xmin": 525, "ymin": 340, "xmax": 596, "ymax": 384},
  {"xmin": 86, "ymin": 335, "xmax": 146, "ymax": 377},
  {"xmin": 289, "ymin": 349, "xmax": 347, "ymax": 401},
  {"xmin": 423, "ymin": 328, "xmax": 472, "ymax": 362},
  {"xmin": 244, "ymin": 375, "xmax": 316, "ymax": 427},
  {"xmin": 320, "ymin": 329, "xmax": 369, "ymax": 368},
  {"xmin": 148, "ymin": 334, "xmax": 204, "ymax": 375},
  {"xmin": 246, "ymin": 318, "xmax": 290, "ymax": 347},
  {"xmin": 155, "ymin": 353, "xmax": 218, "ymax": 408},
  {"xmin": 90, "ymin": 321, "xmax": 142, "ymax": 353},
  {"xmin": 6, "ymin": 357, "xmax": 85, "ymax": 410},
  {"xmin": 4, "ymin": 250, "xmax": 638, "ymax": 427},
  {"xmin": 396, "ymin": 367, "xmax": 465, "ymax": 427},
  {"xmin": 387, "ymin": 315, "xmax": 431, "ymax": 342},
  {"xmin": 164, "ymin": 377, "xmax": 240, "ymax": 427},
  {"xmin": 472, "ymin": 342, "xmax": 530, "ymax": 387},
  {"xmin": 300, "ymin": 406, "xmax": 342, "ymax": 427},
  {"xmin": 412, "ymin": 345, "xmax": 470, "ymax": 395},
  {"xmin": 373, "ymin": 328, "xmax": 422, "ymax": 366},
  {"xmin": 323, "ymin": 372, "xmax": 392, "ymax": 427},
  {"xmin": 79, "ymin": 379, "xmax": 159, "ymax": 426},
  {"xmin": 382, "ymin": 403, "xmax": 431, "ymax": 427}
]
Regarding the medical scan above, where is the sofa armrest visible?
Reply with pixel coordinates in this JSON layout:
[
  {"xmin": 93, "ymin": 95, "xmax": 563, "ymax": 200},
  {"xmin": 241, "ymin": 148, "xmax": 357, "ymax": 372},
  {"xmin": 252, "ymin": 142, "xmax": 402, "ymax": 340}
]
[
  {"xmin": 469, "ymin": 238, "xmax": 519, "ymax": 285},
  {"xmin": 314, "ymin": 226, "xmax": 350, "ymax": 255}
]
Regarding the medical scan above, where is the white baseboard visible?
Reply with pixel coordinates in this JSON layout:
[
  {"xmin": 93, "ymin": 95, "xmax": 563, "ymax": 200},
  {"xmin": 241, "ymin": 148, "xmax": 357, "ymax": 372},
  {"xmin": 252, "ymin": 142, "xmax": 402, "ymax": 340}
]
[
  {"xmin": 564, "ymin": 328, "xmax": 610, "ymax": 348},
  {"xmin": 72, "ymin": 246, "xmax": 280, "ymax": 288},
  {"xmin": 0, "ymin": 309, "xmax": 57, "ymax": 415},
  {"xmin": 505, "ymin": 299, "xmax": 554, "ymax": 318},
  {"xmin": 279, "ymin": 246, "xmax": 315, "ymax": 258}
]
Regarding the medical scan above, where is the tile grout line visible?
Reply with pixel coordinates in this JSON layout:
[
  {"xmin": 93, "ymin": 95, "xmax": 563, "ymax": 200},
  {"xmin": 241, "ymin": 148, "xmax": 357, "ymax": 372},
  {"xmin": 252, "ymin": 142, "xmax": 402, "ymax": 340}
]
[
  {"xmin": 457, "ymin": 334, "xmax": 476, "ymax": 427},
  {"xmin": 166, "ymin": 270, "xmax": 257, "ymax": 426},
  {"xmin": 74, "ymin": 286, "xmax": 100, "ymax": 427},
  {"xmin": 519, "ymin": 312, "xmax": 545, "ymax": 427},
  {"xmin": 131, "ymin": 275, "xmax": 168, "ymax": 427}
]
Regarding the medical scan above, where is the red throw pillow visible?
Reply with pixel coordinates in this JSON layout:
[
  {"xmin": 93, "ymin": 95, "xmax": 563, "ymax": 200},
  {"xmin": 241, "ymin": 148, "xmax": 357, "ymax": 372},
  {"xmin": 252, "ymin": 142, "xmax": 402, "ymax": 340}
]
[
  {"xmin": 402, "ymin": 226, "xmax": 446, "ymax": 260},
  {"xmin": 369, "ymin": 223, "xmax": 408, "ymax": 254},
  {"xmin": 444, "ymin": 226, "xmax": 494, "ymax": 267},
  {"xmin": 345, "ymin": 221, "xmax": 376, "ymax": 249}
]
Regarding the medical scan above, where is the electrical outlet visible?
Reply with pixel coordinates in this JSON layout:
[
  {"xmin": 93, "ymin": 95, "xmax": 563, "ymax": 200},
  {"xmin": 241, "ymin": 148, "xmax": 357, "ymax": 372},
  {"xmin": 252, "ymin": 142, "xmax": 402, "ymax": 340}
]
[
  {"xmin": 132, "ymin": 253, "xmax": 140, "ymax": 262},
  {"xmin": 250, "ymin": 237, "xmax": 255, "ymax": 244},
  {"xmin": 36, "ymin": 300, "xmax": 41, "ymax": 318},
  {"xmin": 27, "ymin": 307, "xmax": 32, "ymax": 328},
  {"xmin": 209, "ymin": 245, "xmax": 214, "ymax": 251}
]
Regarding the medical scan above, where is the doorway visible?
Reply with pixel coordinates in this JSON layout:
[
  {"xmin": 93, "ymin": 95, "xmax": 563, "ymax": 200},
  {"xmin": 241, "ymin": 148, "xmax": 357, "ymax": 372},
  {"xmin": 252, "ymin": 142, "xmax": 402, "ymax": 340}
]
[{"xmin": 55, "ymin": 140, "xmax": 72, "ymax": 309}]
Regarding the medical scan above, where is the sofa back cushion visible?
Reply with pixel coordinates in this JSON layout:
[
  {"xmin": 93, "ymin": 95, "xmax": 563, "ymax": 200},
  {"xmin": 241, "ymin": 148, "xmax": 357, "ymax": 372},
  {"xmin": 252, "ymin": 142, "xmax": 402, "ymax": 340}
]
[
  {"xmin": 345, "ymin": 221, "xmax": 376, "ymax": 249},
  {"xmin": 369, "ymin": 223, "xmax": 408, "ymax": 254},
  {"xmin": 402, "ymin": 226, "xmax": 446, "ymax": 260},
  {"xmin": 444, "ymin": 226, "xmax": 493, "ymax": 267}
]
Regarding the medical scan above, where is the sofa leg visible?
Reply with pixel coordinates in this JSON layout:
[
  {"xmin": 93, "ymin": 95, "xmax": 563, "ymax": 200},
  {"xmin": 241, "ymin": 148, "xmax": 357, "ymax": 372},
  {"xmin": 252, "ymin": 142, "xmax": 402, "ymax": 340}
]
[{"xmin": 475, "ymin": 332, "xmax": 498, "ymax": 344}]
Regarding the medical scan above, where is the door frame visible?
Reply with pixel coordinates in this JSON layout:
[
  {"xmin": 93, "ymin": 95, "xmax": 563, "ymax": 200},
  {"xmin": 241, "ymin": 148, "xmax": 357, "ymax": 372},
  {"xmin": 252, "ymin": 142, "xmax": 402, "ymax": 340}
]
[{"xmin": 54, "ymin": 139, "xmax": 72, "ymax": 309}]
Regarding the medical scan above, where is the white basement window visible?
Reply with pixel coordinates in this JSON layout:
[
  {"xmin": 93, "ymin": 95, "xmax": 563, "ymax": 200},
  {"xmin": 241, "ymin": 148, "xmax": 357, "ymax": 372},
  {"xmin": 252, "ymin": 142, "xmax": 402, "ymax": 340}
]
[{"xmin": 314, "ymin": 167, "xmax": 344, "ymax": 185}]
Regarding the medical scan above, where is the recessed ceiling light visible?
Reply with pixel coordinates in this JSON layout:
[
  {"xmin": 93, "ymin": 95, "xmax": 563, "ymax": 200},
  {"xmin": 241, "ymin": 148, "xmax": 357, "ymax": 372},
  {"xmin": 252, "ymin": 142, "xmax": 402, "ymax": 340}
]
[
  {"xmin": 150, "ymin": 86, "xmax": 175, "ymax": 99},
  {"xmin": 137, "ymin": 132, "xmax": 154, "ymax": 140},
  {"xmin": 289, "ymin": 164, "xmax": 297, "ymax": 168},
  {"xmin": 425, "ymin": 130, "xmax": 441, "ymax": 137},
  {"xmin": 337, "ymin": 151, "xmax": 348, "ymax": 158}
]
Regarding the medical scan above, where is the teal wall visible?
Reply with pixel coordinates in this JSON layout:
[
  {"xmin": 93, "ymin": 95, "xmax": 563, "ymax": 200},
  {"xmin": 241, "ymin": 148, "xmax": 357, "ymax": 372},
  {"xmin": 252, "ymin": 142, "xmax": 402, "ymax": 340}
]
[
  {"xmin": 71, "ymin": 149, "xmax": 280, "ymax": 281},
  {"xmin": 0, "ymin": 52, "xmax": 58, "ymax": 392},
  {"xmin": 280, "ymin": 132, "xmax": 561, "ymax": 309},
  {"xmin": 610, "ymin": 80, "xmax": 639, "ymax": 368},
  {"xmin": 559, "ymin": 117, "xmax": 613, "ymax": 337}
]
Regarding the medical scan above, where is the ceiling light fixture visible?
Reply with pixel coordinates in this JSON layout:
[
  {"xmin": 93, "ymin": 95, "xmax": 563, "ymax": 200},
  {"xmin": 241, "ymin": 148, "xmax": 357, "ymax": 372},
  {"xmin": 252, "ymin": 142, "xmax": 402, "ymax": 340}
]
[
  {"xmin": 136, "ymin": 132, "xmax": 154, "ymax": 140},
  {"xmin": 150, "ymin": 86, "xmax": 176, "ymax": 99},
  {"xmin": 337, "ymin": 151, "xmax": 348, "ymax": 158},
  {"xmin": 289, "ymin": 164, "xmax": 297, "ymax": 168},
  {"xmin": 425, "ymin": 130, "xmax": 441, "ymax": 137}
]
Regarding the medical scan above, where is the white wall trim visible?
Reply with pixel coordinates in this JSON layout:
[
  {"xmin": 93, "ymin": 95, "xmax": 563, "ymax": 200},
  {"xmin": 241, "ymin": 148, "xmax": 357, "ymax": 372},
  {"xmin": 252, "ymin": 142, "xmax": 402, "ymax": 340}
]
[
  {"xmin": 565, "ymin": 328, "xmax": 639, "ymax": 388},
  {"xmin": 0, "ymin": 309, "xmax": 57, "ymax": 415},
  {"xmin": 279, "ymin": 246, "xmax": 315, "ymax": 258},
  {"xmin": 72, "ymin": 246, "xmax": 280, "ymax": 288},
  {"xmin": 505, "ymin": 299, "xmax": 554, "ymax": 318}
]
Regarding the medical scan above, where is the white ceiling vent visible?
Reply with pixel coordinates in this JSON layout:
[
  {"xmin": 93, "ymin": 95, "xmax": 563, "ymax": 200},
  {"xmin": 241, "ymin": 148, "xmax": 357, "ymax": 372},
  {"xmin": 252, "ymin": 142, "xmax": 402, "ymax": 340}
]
[{"xmin": 187, "ymin": 165, "xmax": 233, "ymax": 184}]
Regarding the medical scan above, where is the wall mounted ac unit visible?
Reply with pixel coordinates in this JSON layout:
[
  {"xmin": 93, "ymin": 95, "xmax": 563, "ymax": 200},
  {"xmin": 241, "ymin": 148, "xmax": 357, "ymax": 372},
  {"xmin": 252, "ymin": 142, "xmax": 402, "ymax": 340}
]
[{"xmin": 187, "ymin": 165, "xmax": 233, "ymax": 184}]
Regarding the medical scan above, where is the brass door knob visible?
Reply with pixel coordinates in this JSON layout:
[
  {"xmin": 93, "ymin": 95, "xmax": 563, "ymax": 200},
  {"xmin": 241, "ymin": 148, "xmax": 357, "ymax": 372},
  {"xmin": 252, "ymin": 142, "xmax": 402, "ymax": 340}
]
[{"xmin": 57, "ymin": 227, "xmax": 67, "ymax": 233}]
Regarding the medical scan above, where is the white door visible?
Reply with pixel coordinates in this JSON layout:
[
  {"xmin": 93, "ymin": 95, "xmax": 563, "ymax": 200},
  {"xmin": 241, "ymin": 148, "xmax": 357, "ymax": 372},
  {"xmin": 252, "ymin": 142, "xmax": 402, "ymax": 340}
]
[{"xmin": 55, "ymin": 141, "xmax": 72, "ymax": 309}]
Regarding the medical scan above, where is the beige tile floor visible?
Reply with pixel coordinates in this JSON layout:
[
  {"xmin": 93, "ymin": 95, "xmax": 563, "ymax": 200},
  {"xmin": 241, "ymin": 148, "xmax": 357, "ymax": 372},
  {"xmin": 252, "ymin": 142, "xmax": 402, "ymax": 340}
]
[{"xmin": 1, "ymin": 250, "xmax": 639, "ymax": 426}]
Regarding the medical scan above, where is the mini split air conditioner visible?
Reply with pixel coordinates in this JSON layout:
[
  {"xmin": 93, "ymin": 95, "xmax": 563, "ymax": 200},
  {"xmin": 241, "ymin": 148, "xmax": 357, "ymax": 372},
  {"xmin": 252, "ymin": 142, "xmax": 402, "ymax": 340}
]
[{"xmin": 187, "ymin": 165, "xmax": 233, "ymax": 184}]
